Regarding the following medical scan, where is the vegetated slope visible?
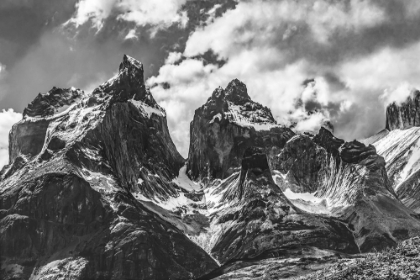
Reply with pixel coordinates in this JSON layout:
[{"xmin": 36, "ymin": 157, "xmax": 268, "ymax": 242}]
[{"xmin": 298, "ymin": 236, "xmax": 420, "ymax": 280}]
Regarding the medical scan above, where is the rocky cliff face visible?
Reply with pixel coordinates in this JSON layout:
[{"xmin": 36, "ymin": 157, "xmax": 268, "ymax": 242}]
[
  {"xmin": 273, "ymin": 134, "xmax": 329, "ymax": 193},
  {"xmin": 363, "ymin": 92, "xmax": 420, "ymax": 214},
  {"xmin": 272, "ymin": 127, "xmax": 420, "ymax": 252},
  {"xmin": 187, "ymin": 79, "xmax": 294, "ymax": 181},
  {"xmin": 208, "ymin": 147, "xmax": 358, "ymax": 265},
  {"xmin": 185, "ymin": 80, "xmax": 420, "ymax": 264},
  {"xmin": 386, "ymin": 91, "xmax": 420, "ymax": 130},
  {"xmin": 0, "ymin": 55, "xmax": 217, "ymax": 280}
]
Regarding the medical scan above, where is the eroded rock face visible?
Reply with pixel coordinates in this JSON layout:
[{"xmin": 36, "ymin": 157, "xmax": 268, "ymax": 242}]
[
  {"xmin": 386, "ymin": 90, "xmax": 420, "ymax": 130},
  {"xmin": 187, "ymin": 79, "xmax": 294, "ymax": 181},
  {"xmin": 273, "ymin": 127, "xmax": 420, "ymax": 252},
  {"xmin": 0, "ymin": 55, "xmax": 217, "ymax": 280},
  {"xmin": 9, "ymin": 119, "xmax": 50, "ymax": 163},
  {"xmin": 210, "ymin": 147, "xmax": 359, "ymax": 264},
  {"xmin": 273, "ymin": 135, "xmax": 329, "ymax": 193}
]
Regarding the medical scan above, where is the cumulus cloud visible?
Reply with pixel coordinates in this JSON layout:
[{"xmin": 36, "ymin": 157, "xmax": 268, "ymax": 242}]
[
  {"xmin": 184, "ymin": 0, "xmax": 386, "ymax": 58},
  {"xmin": 147, "ymin": 0, "xmax": 420, "ymax": 156},
  {"xmin": 0, "ymin": 109, "xmax": 22, "ymax": 168},
  {"xmin": 165, "ymin": 52, "xmax": 183, "ymax": 64},
  {"xmin": 124, "ymin": 29, "xmax": 138, "ymax": 41},
  {"xmin": 381, "ymin": 83, "xmax": 415, "ymax": 106},
  {"xmin": 68, "ymin": 0, "xmax": 188, "ymax": 31}
]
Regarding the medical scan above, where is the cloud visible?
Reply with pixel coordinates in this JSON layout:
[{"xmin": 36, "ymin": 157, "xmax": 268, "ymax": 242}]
[
  {"xmin": 0, "ymin": 109, "xmax": 22, "ymax": 168},
  {"xmin": 381, "ymin": 83, "xmax": 415, "ymax": 106},
  {"xmin": 165, "ymin": 52, "xmax": 183, "ymax": 64},
  {"xmin": 67, "ymin": 0, "xmax": 188, "ymax": 31},
  {"xmin": 124, "ymin": 29, "xmax": 138, "ymax": 41},
  {"xmin": 147, "ymin": 0, "xmax": 420, "ymax": 156},
  {"xmin": 0, "ymin": 62, "xmax": 5, "ymax": 75},
  {"xmin": 184, "ymin": 0, "xmax": 387, "ymax": 59},
  {"xmin": 0, "ymin": 1, "xmax": 236, "ymax": 115}
]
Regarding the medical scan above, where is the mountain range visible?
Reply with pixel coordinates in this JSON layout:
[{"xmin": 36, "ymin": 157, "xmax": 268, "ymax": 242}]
[{"xmin": 1, "ymin": 55, "xmax": 420, "ymax": 280}]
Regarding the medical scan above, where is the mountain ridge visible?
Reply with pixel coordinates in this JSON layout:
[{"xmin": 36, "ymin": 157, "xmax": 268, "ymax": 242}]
[{"xmin": 1, "ymin": 55, "xmax": 420, "ymax": 280}]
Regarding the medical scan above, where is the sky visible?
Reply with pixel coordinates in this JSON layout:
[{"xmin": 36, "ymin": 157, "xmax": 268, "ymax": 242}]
[{"xmin": 1, "ymin": 0, "xmax": 420, "ymax": 165}]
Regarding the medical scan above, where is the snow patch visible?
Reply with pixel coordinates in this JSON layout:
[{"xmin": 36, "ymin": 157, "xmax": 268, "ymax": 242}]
[
  {"xmin": 209, "ymin": 113, "xmax": 222, "ymax": 124},
  {"xmin": 130, "ymin": 99, "xmax": 165, "ymax": 118},
  {"xmin": 157, "ymin": 193, "xmax": 191, "ymax": 211},
  {"xmin": 226, "ymin": 104, "xmax": 278, "ymax": 131},
  {"xmin": 172, "ymin": 165, "xmax": 201, "ymax": 191},
  {"xmin": 284, "ymin": 188, "xmax": 331, "ymax": 214},
  {"xmin": 397, "ymin": 138, "xmax": 420, "ymax": 190},
  {"xmin": 284, "ymin": 188, "xmax": 323, "ymax": 202}
]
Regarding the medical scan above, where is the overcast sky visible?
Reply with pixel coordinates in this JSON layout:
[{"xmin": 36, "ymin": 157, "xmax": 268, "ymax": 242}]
[{"xmin": 1, "ymin": 0, "xmax": 420, "ymax": 164}]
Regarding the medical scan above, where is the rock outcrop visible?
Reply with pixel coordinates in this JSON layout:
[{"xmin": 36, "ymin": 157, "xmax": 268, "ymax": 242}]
[
  {"xmin": 0, "ymin": 55, "xmax": 217, "ymax": 280},
  {"xmin": 386, "ymin": 91, "xmax": 420, "ymax": 130},
  {"xmin": 273, "ymin": 135, "xmax": 329, "ymax": 193},
  {"xmin": 187, "ymin": 79, "xmax": 294, "ymax": 181}
]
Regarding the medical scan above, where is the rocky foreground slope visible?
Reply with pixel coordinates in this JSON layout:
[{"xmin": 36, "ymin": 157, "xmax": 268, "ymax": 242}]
[
  {"xmin": 212, "ymin": 236, "xmax": 420, "ymax": 280},
  {"xmin": 1, "ymin": 55, "xmax": 420, "ymax": 280}
]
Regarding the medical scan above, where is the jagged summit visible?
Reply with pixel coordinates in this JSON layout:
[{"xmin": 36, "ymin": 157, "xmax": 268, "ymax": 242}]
[
  {"xmin": 23, "ymin": 87, "xmax": 85, "ymax": 118},
  {"xmin": 210, "ymin": 79, "xmax": 250, "ymax": 102},
  {"xmin": 205, "ymin": 78, "xmax": 276, "ymax": 127},
  {"xmin": 120, "ymin": 54, "xmax": 144, "ymax": 72},
  {"xmin": 386, "ymin": 90, "xmax": 420, "ymax": 130},
  {"xmin": 93, "ymin": 54, "xmax": 160, "ymax": 109},
  {"xmin": 224, "ymin": 78, "xmax": 251, "ymax": 101},
  {"xmin": 187, "ymin": 79, "xmax": 294, "ymax": 180},
  {"xmin": 118, "ymin": 54, "xmax": 144, "ymax": 84},
  {"xmin": 0, "ymin": 55, "xmax": 217, "ymax": 279}
]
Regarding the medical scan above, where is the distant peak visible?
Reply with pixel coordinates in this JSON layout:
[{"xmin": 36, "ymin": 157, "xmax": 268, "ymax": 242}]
[
  {"xmin": 386, "ymin": 90, "xmax": 420, "ymax": 130},
  {"xmin": 120, "ymin": 54, "xmax": 143, "ymax": 71},
  {"xmin": 225, "ymin": 79, "xmax": 250, "ymax": 100}
]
